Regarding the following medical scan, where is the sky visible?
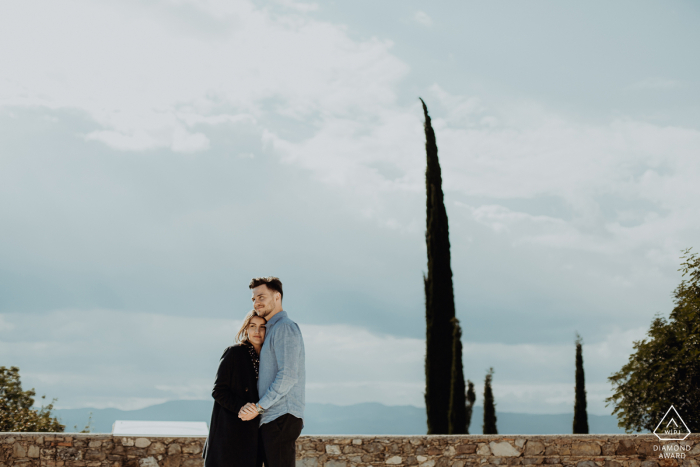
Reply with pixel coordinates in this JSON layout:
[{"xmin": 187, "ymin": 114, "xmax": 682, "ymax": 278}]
[{"xmin": 1, "ymin": 0, "xmax": 699, "ymax": 416}]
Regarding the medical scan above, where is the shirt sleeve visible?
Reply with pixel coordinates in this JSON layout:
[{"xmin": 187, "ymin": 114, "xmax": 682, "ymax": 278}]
[{"xmin": 257, "ymin": 322, "xmax": 302, "ymax": 409}]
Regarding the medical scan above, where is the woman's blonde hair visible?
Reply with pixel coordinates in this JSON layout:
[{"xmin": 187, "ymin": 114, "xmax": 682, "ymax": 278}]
[{"xmin": 236, "ymin": 310, "xmax": 266, "ymax": 345}]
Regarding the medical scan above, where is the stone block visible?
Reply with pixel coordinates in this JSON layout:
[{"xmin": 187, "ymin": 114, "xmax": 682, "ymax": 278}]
[
  {"xmin": 490, "ymin": 442, "xmax": 521, "ymax": 457},
  {"xmin": 352, "ymin": 439, "xmax": 362, "ymax": 446},
  {"xmin": 437, "ymin": 457, "xmax": 452, "ymax": 467},
  {"xmin": 148, "ymin": 442, "xmax": 166, "ymax": 456},
  {"xmin": 641, "ymin": 462, "xmax": 659, "ymax": 467},
  {"xmin": 386, "ymin": 456, "xmax": 402, "ymax": 465},
  {"xmin": 325, "ymin": 461, "xmax": 347, "ymax": 467},
  {"xmin": 689, "ymin": 445, "xmax": 700, "ymax": 456},
  {"xmin": 419, "ymin": 460, "xmax": 436, "ymax": 467},
  {"xmin": 525, "ymin": 442, "xmax": 545, "ymax": 456},
  {"xmin": 638, "ymin": 443, "xmax": 657, "ymax": 457},
  {"xmin": 167, "ymin": 444, "xmax": 182, "ymax": 456},
  {"xmin": 27, "ymin": 445, "xmax": 40, "ymax": 458},
  {"xmin": 366, "ymin": 443, "xmax": 385, "ymax": 454},
  {"xmin": 616, "ymin": 441, "xmax": 637, "ymax": 456},
  {"xmin": 139, "ymin": 458, "xmax": 159, "ymax": 467},
  {"xmin": 453, "ymin": 461, "xmax": 466, "ymax": 467},
  {"xmin": 326, "ymin": 445, "xmax": 341, "ymax": 455},
  {"xmin": 135, "ymin": 440, "xmax": 151, "ymax": 449},
  {"xmin": 478, "ymin": 445, "xmax": 493, "ymax": 456},
  {"xmin": 89, "ymin": 441, "xmax": 102, "ymax": 448},
  {"xmin": 162, "ymin": 455, "xmax": 181, "ymax": 467},
  {"xmin": 182, "ymin": 445, "xmax": 201, "ymax": 455},
  {"xmin": 545, "ymin": 447, "xmax": 559, "ymax": 456},
  {"xmin": 297, "ymin": 458, "xmax": 318, "ymax": 467},
  {"xmin": 122, "ymin": 439, "xmax": 135, "ymax": 447},
  {"xmin": 605, "ymin": 461, "xmax": 622, "ymax": 467},
  {"xmin": 576, "ymin": 462, "xmax": 598, "ymax": 467},
  {"xmin": 181, "ymin": 458, "xmax": 203, "ymax": 467},
  {"xmin": 572, "ymin": 443, "xmax": 601, "ymax": 456},
  {"xmin": 14, "ymin": 443, "xmax": 28, "ymax": 458}
]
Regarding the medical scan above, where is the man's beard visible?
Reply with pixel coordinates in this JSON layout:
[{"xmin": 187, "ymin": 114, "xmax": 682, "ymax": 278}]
[{"xmin": 258, "ymin": 305, "xmax": 274, "ymax": 318}]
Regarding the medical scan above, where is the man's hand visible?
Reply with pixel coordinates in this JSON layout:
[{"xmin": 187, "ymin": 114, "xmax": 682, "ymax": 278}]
[{"xmin": 238, "ymin": 403, "xmax": 258, "ymax": 421}]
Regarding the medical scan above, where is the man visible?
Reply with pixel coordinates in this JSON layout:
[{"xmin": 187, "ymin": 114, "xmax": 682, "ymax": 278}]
[{"xmin": 239, "ymin": 276, "xmax": 305, "ymax": 467}]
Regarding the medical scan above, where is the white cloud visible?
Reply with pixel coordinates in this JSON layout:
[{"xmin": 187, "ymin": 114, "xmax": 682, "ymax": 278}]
[
  {"xmin": 3, "ymin": 0, "xmax": 698, "ymax": 260},
  {"xmin": 413, "ymin": 11, "xmax": 433, "ymax": 27},
  {"xmin": 629, "ymin": 78, "xmax": 682, "ymax": 90},
  {"xmin": 0, "ymin": 0, "xmax": 407, "ymax": 152}
]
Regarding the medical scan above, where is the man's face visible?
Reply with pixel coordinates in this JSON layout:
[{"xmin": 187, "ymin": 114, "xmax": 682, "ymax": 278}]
[{"xmin": 251, "ymin": 284, "xmax": 278, "ymax": 318}]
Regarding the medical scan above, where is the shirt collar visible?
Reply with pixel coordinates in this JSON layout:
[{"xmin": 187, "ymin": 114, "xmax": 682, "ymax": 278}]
[{"xmin": 265, "ymin": 310, "xmax": 287, "ymax": 327}]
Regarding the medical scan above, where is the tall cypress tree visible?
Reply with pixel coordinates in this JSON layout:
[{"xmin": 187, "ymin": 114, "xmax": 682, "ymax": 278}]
[
  {"xmin": 465, "ymin": 380, "xmax": 476, "ymax": 434},
  {"xmin": 573, "ymin": 334, "xmax": 589, "ymax": 434},
  {"xmin": 483, "ymin": 367, "xmax": 498, "ymax": 434},
  {"xmin": 448, "ymin": 318, "xmax": 467, "ymax": 434},
  {"xmin": 421, "ymin": 98, "xmax": 456, "ymax": 435}
]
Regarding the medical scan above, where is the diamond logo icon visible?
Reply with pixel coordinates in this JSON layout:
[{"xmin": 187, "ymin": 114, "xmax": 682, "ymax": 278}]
[{"xmin": 653, "ymin": 406, "xmax": 691, "ymax": 441}]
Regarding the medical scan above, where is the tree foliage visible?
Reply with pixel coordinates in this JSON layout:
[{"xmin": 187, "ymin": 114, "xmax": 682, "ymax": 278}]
[
  {"xmin": 448, "ymin": 318, "xmax": 467, "ymax": 434},
  {"xmin": 607, "ymin": 248, "xmax": 700, "ymax": 433},
  {"xmin": 421, "ymin": 98, "xmax": 457, "ymax": 434},
  {"xmin": 483, "ymin": 367, "xmax": 498, "ymax": 434},
  {"xmin": 0, "ymin": 366, "xmax": 65, "ymax": 432},
  {"xmin": 465, "ymin": 380, "xmax": 476, "ymax": 434},
  {"xmin": 573, "ymin": 334, "xmax": 589, "ymax": 434}
]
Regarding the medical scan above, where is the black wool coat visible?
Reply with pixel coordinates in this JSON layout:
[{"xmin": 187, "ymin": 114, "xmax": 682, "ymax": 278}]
[{"xmin": 203, "ymin": 344, "xmax": 263, "ymax": 467}]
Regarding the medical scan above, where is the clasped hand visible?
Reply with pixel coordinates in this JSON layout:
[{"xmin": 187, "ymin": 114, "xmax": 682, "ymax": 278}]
[{"xmin": 238, "ymin": 402, "xmax": 259, "ymax": 421}]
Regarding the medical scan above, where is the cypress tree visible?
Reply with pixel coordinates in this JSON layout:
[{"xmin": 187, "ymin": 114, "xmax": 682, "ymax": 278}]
[
  {"xmin": 448, "ymin": 318, "xmax": 467, "ymax": 434},
  {"xmin": 483, "ymin": 367, "xmax": 498, "ymax": 434},
  {"xmin": 573, "ymin": 334, "xmax": 589, "ymax": 433},
  {"xmin": 465, "ymin": 380, "xmax": 476, "ymax": 434},
  {"xmin": 421, "ymin": 98, "xmax": 457, "ymax": 434}
]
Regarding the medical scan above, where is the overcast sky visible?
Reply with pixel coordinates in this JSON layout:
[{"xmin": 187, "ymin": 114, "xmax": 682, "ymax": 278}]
[{"xmin": 1, "ymin": 0, "xmax": 699, "ymax": 416}]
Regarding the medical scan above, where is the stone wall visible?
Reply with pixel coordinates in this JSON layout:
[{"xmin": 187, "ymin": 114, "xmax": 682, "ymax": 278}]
[{"xmin": 1, "ymin": 434, "xmax": 698, "ymax": 467}]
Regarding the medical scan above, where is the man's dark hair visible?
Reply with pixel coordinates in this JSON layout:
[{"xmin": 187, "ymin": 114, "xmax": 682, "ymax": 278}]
[{"xmin": 249, "ymin": 276, "xmax": 283, "ymax": 300}]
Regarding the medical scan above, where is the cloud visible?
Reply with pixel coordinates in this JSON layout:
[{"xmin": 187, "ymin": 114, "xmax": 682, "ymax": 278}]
[
  {"xmin": 629, "ymin": 78, "xmax": 682, "ymax": 90},
  {"xmin": 0, "ymin": 0, "xmax": 407, "ymax": 152},
  {"xmin": 0, "ymin": 308, "xmax": 645, "ymax": 414},
  {"xmin": 413, "ymin": 11, "xmax": 433, "ymax": 27}
]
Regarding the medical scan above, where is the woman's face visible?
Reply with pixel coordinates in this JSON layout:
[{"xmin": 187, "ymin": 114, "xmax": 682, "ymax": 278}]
[{"xmin": 247, "ymin": 315, "xmax": 266, "ymax": 346}]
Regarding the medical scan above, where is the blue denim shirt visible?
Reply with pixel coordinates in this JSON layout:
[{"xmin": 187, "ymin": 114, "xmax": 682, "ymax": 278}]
[{"xmin": 257, "ymin": 310, "xmax": 305, "ymax": 425}]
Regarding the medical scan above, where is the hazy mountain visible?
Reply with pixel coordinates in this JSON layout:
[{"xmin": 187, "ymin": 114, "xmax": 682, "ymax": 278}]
[{"xmin": 52, "ymin": 400, "xmax": 628, "ymax": 435}]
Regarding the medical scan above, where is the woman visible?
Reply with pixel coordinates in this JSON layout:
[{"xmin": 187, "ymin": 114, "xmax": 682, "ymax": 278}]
[{"xmin": 203, "ymin": 310, "xmax": 266, "ymax": 467}]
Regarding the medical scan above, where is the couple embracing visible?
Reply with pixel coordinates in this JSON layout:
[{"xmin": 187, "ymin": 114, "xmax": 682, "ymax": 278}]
[{"xmin": 203, "ymin": 276, "xmax": 305, "ymax": 467}]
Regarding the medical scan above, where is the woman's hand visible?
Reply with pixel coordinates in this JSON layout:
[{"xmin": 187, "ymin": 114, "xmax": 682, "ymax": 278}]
[{"xmin": 238, "ymin": 402, "xmax": 258, "ymax": 420}]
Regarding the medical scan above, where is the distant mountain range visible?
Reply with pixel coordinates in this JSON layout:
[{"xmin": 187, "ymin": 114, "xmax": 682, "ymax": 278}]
[{"xmin": 52, "ymin": 400, "xmax": 629, "ymax": 435}]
